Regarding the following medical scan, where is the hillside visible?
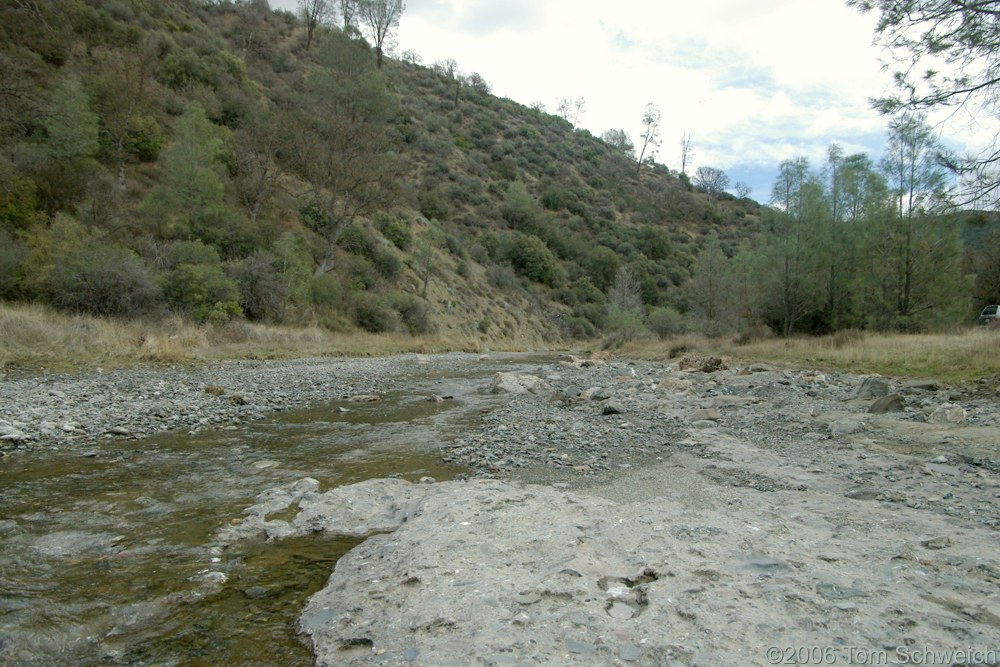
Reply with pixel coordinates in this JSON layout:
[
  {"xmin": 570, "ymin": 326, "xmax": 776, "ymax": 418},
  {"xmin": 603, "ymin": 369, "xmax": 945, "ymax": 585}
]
[{"xmin": 0, "ymin": 0, "xmax": 761, "ymax": 349}]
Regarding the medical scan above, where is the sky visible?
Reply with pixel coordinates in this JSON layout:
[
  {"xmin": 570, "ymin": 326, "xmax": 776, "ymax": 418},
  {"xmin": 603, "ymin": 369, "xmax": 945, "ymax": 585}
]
[{"xmin": 271, "ymin": 0, "xmax": 991, "ymax": 203}]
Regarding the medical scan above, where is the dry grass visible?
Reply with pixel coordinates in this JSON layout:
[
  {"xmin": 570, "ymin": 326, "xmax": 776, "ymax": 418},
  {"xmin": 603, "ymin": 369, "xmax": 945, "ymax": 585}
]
[
  {"xmin": 622, "ymin": 328, "xmax": 1000, "ymax": 382},
  {"xmin": 0, "ymin": 302, "xmax": 546, "ymax": 372},
  {"xmin": 7, "ymin": 302, "xmax": 994, "ymax": 381}
]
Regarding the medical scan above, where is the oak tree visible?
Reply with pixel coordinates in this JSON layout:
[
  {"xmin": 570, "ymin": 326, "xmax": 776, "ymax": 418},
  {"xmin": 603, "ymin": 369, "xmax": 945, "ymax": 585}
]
[{"xmin": 357, "ymin": 0, "xmax": 405, "ymax": 69}]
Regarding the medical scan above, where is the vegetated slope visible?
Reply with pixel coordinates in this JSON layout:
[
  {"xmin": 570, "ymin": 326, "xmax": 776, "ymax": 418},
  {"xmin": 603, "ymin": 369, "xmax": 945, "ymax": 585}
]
[{"xmin": 0, "ymin": 0, "xmax": 761, "ymax": 348}]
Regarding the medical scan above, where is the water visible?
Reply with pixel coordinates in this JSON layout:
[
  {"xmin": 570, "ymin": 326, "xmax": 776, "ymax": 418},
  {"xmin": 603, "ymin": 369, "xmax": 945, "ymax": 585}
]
[{"xmin": 0, "ymin": 356, "xmax": 549, "ymax": 665}]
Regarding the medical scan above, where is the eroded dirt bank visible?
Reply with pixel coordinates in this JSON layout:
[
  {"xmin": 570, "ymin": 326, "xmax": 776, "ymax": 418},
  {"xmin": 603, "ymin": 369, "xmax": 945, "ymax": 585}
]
[{"xmin": 226, "ymin": 356, "xmax": 1000, "ymax": 666}]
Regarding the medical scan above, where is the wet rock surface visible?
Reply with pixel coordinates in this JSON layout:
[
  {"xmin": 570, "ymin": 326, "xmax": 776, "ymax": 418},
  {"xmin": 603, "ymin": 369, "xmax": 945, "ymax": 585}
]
[{"xmin": 221, "ymin": 356, "xmax": 1000, "ymax": 666}]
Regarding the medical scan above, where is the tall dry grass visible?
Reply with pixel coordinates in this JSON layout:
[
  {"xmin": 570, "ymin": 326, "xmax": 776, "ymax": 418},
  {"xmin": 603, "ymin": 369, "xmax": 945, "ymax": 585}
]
[
  {"xmin": 623, "ymin": 328, "xmax": 1000, "ymax": 381},
  {"xmin": 0, "ymin": 302, "xmax": 534, "ymax": 371}
]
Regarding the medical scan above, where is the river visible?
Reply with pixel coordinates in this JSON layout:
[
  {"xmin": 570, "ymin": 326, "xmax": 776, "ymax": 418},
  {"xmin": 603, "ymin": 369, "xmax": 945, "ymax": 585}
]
[{"xmin": 0, "ymin": 355, "xmax": 549, "ymax": 665}]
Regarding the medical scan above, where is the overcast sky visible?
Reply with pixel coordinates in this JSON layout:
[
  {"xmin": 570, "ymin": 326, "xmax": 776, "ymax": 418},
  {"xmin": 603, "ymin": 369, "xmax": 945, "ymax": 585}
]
[{"xmin": 271, "ymin": 0, "xmax": 988, "ymax": 202}]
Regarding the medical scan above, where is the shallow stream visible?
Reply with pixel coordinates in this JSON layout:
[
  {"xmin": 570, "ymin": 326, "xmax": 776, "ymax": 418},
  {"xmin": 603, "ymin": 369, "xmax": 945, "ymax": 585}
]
[{"xmin": 0, "ymin": 356, "xmax": 548, "ymax": 665}]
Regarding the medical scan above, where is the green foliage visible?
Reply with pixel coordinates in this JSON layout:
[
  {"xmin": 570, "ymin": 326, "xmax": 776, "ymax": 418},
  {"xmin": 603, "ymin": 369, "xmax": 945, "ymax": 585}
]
[
  {"xmin": 351, "ymin": 292, "xmax": 398, "ymax": 332},
  {"xmin": 375, "ymin": 212, "xmax": 413, "ymax": 250},
  {"xmin": 564, "ymin": 315, "xmax": 597, "ymax": 339},
  {"xmin": 0, "ymin": 229, "xmax": 27, "ymax": 299},
  {"xmin": 159, "ymin": 240, "xmax": 241, "ymax": 322},
  {"xmin": 646, "ymin": 306, "xmax": 686, "ymax": 338},
  {"xmin": 140, "ymin": 103, "xmax": 229, "ymax": 238},
  {"xmin": 233, "ymin": 251, "xmax": 287, "ymax": 322},
  {"xmin": 44, "ymin": 74, "xmax": 100, "ymax": 161},
  {"xmin": 0, "ymin": 161, "xmax": 42, "ymax": 231},
  {"xmin": 25, "ymin": 216, "xmax": 160, "ymax": 316},
  {"xmin": 417, "ymin": 189, "xmax": 450, "ymax": 221},
  {"xmin": 501, "ymin": 180, "xmax": 537, "ymax": 229},
  {"xmin": 273, "ymin": 232, "xmax": 314, "ymax": 310},
  {"xmin": 584, "ymin": 246, "xmax": 620, "ymax": 291},
  {"xmin": 509, "ymin": 233, "xmax": 557, "ymax": 285},
  {"xmin": 391, "ymin": 292, "xmax": 433, "ymax": 334}
]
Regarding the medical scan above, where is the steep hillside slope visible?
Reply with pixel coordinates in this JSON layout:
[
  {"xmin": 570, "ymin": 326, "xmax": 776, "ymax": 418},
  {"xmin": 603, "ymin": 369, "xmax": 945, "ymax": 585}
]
[{"xmin": 0, "ymin": 0, "xmax": 760, "ymax": 347}]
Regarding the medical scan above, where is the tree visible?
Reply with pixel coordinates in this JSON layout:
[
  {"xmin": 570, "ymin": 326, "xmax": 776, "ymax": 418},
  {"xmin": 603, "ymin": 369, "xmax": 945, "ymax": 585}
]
[
  {"xmin": 686, "ymin": 230, "xmax": 734, "ymax": 334},
  {"xmin": 849, "ymin": 0, "xmax": 1000, "ymax": 206},
  {"xmin": 760, "ymin": 158, "xmax": 825, "ymax": 336},
  {"xmin": 600, "ymin": 129, "xmax": 635, "ymax": 159},
  {"xmin": 636, "ymin": 103, "xmax": 661, "ymax": 176},
  {"xmin": 140, "ymin": 103, "xmax": 227, "ymax": 240},
  {"xmin": 874, "ymin": 112, "xmax": 963, "ymax": 328},
  {"xmin": 357, "ymin": 0, "xmax": 405, "ymax": 69},
  {"xmin": 572, "ymin": 97, "xmax": 586, "ymax": 126},
  {"xmin": 43, "ymin": 73, "xmax": 98, "ymax": 161},
  {"xmin": 285, "ymin": 35, "xmax": 401, "ymax": 275},
  {"xmin": 88, "ymin": 41, "xmax": 161, "ymax": 190},
  {"xmin": 734, "ymin": 181, "xmax": 752, "ymax": 199},
  {"xmin": 299, "ymin": 0, "xmax": 334, "ymax": 50},
  {"xmin": 693, "ymin": 166, "xmax": 730, "ymax": 198},
  {"xmin": 606, "ymin": 264, "xmax": 644, "ymax": 337},
  {"xmin": 679, "ymin": 131, "xmax": 694, "ymax": 175},
  {"xmin": 339, "ymin": 0, "xmax": 358, "ymax": 32},
  {"xmin": 232, "ymin": 106, "xmax": 282, "ymax": 224}
]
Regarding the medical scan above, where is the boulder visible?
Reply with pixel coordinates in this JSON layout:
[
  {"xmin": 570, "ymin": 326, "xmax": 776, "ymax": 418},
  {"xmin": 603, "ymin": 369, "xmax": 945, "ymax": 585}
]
[
  {"xmin": 855, "ymin": 376, "xmax": 891, "ymax": 399},
  {"xmin": 678, "ymin": 355, "xmax": 726, "ymax": 373},
  {"xmin": 868, "ymin": 394, "xmax": 905, "ymax": 414},
  {"xmin": 489, "ymin": 372, "xmax": 551, "ymax": 395},
  {"xmin": 928, "ymin": 403, "xmax": 966, "ymax": 424}
]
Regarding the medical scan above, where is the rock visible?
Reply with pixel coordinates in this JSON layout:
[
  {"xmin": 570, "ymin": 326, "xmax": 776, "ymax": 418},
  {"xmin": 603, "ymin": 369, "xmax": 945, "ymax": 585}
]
[
  {"xmin": 619, "ymin": 643, "xmax": 644, "ymax": 661},
  {"xmin": 607, "ymin": 601, "xmax": 634, "ymax": 619},
  {"xmin": 816, "ymin": 583, "xmax": 868, "ymax": 599},
  {"xmin": 855, "ymin": 376, "xmax": 891, "ymax": 399},
  {"xmin": 347, "ymin": 394, "xmax": 381, "ymax": 402},
  {"xmin": 921, "ymin": 536, "xmax": 952, "ymax": 550},
  {"xmin": 845, "ymin": 488, "xmax": 880, "ymax": 501},
  {"xmin": 489, "ymin": 372, "xmax": 551, "ymax": 395},
  {"xmin": 692, "ymin": 408, "xmax": 721, "ymax": 422},
  {"xmin": 829, "ymin": 418, "xmax": 864, "ymax": 437},
  {"xmin": 0, "ymin": 424, "xmax": 30, "ymax": 442},
  {"xmin": 901, "ymin": 379, "xmax": 939, "ymax": 393},
  {"xmin": 678, "ymin": 355, "xmax": 726, "ymax": 373},
  {"xmin": 601, "ymin": 400, "xmax": 626, "ymax": 415},
  {"xmin": 565, "ymin": 639, "xmax": 595, "ymax": 654},
  {"xmin": 734, "ymin": 555, "xmax": 791, "ymax": 576},
  {"xmin": 869, "ymin": 394, "xmax": 905, "ymax": 414},
  {"xmin": 107, "ymin": 426, "xmax": 131, "ymax": 436},
  {"xmin": 928, "ymin": 403, "xmax": 966, "ymax": 424}
]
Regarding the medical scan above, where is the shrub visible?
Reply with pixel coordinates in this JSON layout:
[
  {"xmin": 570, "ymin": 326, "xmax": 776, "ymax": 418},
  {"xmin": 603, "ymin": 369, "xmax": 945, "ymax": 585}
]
[
  {"xmin": 49, "ymin": 243, "xmax": 161, "ymax": 317},
  {"xmin": 564, "ymin": 315, "xmax": 597, "ymax": 339},
  {"xmin": 233, "ymin": 251, "xmax": 287, "ymax": 322},
  {"xmin": 486, "ymin": 262, "xmax": 516, "ymax": 289},
  {"xmin": 0, "ymin": 230, "xmax": 27, "ymax": 298},
  {"xmin": 509, "ymin": 233, "xmax": 557, "ymax": 285},
  {"xmin": 161, "ymin": 262, "xmax": 242, "ymax": 323},
  {"xmin": 371, "ymin": 245, "xmax": 402, "ymax": 281},
  {"xmin": 164, "ymin": 239, "xmax": 221, "ymax": 269},
  {"xmin": 646, "ymin": 306, "xmax": 686, "ymax": 339},
  {"xmin": 375, "ymin": 212, "xmax": 413, "ymax": 250},
  {"xmin": 418, "ymin": 189, "xmax": 450, "ymax": 221},
  {"xmin": 391, "ymin": 292, "xmax": 433, "ymax": 334},
  {"xmin": 337, "ymin": 220, "xmax": 378, "ymax": 257},
  {"xmin": 351, "ymin": 293, "xmax": 398, "ymax": 333}
]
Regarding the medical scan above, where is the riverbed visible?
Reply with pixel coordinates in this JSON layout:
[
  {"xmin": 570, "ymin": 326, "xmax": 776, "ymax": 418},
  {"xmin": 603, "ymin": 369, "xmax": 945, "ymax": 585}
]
[{"xmin": 0, "ymin": 353, "xmax": 551, "ymax": 665}]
